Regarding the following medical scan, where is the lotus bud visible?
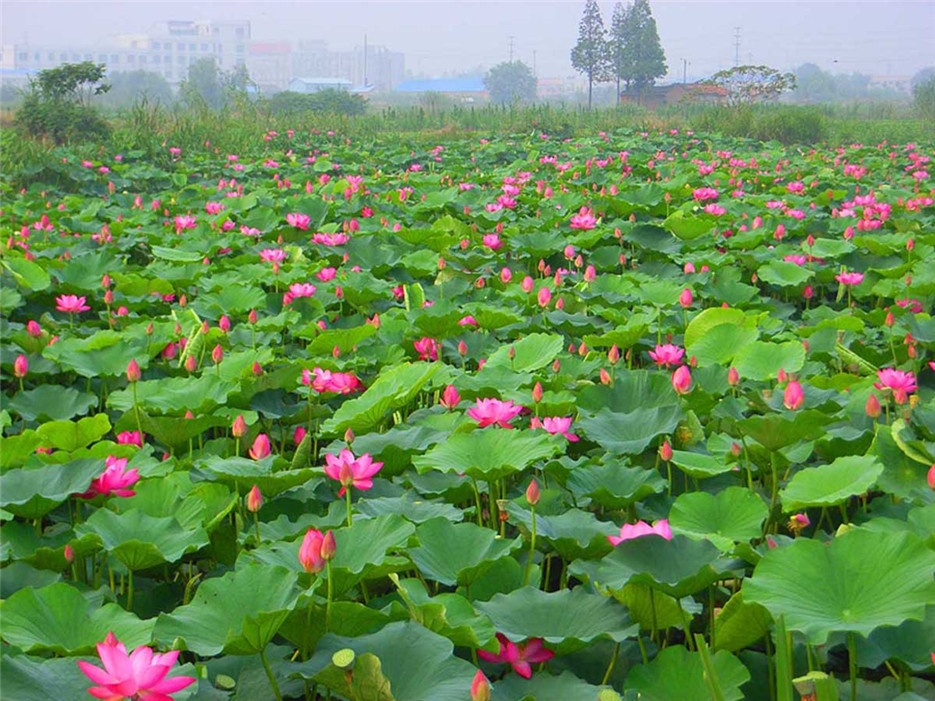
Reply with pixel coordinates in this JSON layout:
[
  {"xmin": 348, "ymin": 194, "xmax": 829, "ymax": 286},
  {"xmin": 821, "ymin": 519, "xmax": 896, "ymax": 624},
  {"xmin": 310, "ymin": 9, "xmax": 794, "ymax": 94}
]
[
  {"xmin": 671, "ymin": 365, "xmax": 692, "ymax": 395},
  {"xmin": 608, "ymin": 344, "xmax": 620, "ymax": 365},
  {"xmin": 659, "ymin": 439, "xmax": 673, "ymax": 462},
  {"xmin": 865, "ymin": 393, "xmax": 881, "ymax": 418},
  {"xmin": 321, "ymin": 530, "xmax": 337, "ymax": 561},
  {"xmin": 13, "ymin": 354, "xmax": 28, "ymax": 378},
  {"xmin": 211, "ymin": 344, "xmax": 223, "ymax": 365},
  {"xmin": 727, "ymin": 367, "xmax": 740, "ymax": 386},
  {"xmin": 63, "ymin": 544, "xmax": 75, "ymax": 563},
  {"xmin": 246, "ymin": 485, "xmax": 263, "ymax": 513},
  {"xmin": 232, "ymin": 414, "xmax": 247, "ymax": 438},
  {"xmin": 184, "ymin": 355, "xmax": 197, "ymax": 373},
  {"xmin": 783, "ymin": 380, "xmax": 804, "ymax": 411},
  {"xmin": 552, "ymin": 359, "xmax": 561, "ymax": 373},
  {"xmin": 471, "ymin": 670, "xmax": 491, "ymax": 701},
  {"xmin": 457, "ymin": 340, "xmax": 468, "ymax": 357},
  {"xmin": 679, "ymin": 288, "xmax": 693, "ymax": 308},
  {"xmin": 344, "ymin": 428, "xmax": 355, "ymax": 444},
  {"xmin": 248, "ymin": 309, "xmax": 258, "ymax": 324},
  {"xmin": 440, "ymin": 384, "xmax": 460, "ymax": 409},
  {"xmin": 928, "ymin": 465, "xmax": 935, "ymax": 490},
  {"xmin": 532, "ymin": 382, "xmax": 543, "ymax": 403},
  {"xmin": 252, "ymin": 361, "xmax": 263, "ymax": 376},
  {"xmin": 526, "ymin": 479, "xmax": 540, "ymax": 506},
  {"xmin": 599, "ymin": 367, "xmax": 611, "ymax": 385},
  {"xmin": 218, "ymin": 315, "xmax": 231, "ymax": 332},
  {"xmin": 249, "ymin": 434, "xmax": 271, "ymax": 460},
  {"xmin": 126, "ymin": 359, "xmax": 141, "ymax": 383}
]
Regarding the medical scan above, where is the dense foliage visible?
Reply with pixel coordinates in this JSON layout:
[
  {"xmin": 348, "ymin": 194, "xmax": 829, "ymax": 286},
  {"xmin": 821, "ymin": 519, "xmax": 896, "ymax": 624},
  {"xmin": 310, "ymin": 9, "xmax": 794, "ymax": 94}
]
[{"xmin": 1, "ymin": 123, "xmax": 934, "ymax": 701}]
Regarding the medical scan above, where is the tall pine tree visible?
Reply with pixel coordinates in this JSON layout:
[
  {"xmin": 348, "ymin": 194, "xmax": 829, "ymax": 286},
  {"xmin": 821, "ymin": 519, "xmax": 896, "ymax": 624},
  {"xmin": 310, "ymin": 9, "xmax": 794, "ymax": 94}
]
[
  {"xmin": 609, "ymin": 2, "xmax": 628, "ymax": 100},
  {"xmin": 619, "ymin": 0, "xmax": 667, "ymax": 100},
  {"xmin": 570, "ymin": 0, "xmax": 610, "ymax": 109}
]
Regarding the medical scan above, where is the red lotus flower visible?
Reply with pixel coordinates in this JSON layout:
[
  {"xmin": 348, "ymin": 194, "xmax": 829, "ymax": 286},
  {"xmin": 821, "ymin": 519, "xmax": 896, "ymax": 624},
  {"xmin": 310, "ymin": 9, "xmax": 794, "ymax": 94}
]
[
  {"xmin": 649, "ymin": 343, "xmax": 685, "ymax": 368},
  {"xmin": 478, "ymin": 633, "xmax": 554, "ymax": 679},
  {"xmin": 414, "ymin": 337, "xmax": 438, "ymax": 361},
  {"xmin": 569, "ymin": 206, "xmax": 597, "ymax": 230},
  {"xmin": 608, "ymin": 519, "xmax": 672, "ymax": 545},
  {"xmin": 55, "ymin": 294, "xmax": 90, "ymax": 314},
  {"xmin": 468, "ymin": 398, "xmax": 523, "ymax": 428},
  {"xmin": 80, "ymin": 456, "xmax": 140, "ymax": 499},
  {"xmin": 874, "ymin": 368, "xmax": 917, "ymax": 404},
  {"xmin": 248, "ymin": 434, "xmax": 271, "ymax": 460},
  {"xmin": 304, "ymin": 367, "xmax": 361, "ymax": 394},
  {"xmin": 78, "ymin": 632, "xmax": 195, "ymax": 701},
  {"xmin": 530, "ymin": 416, "xmax": 579, "ymax": 442},
  {"xmin": 783, "ymin": 380, "xmax": 805, "ymax": 410},
  {"xmin": 323, "ymin": 448, "xmax": 383, "ymax": 496}
]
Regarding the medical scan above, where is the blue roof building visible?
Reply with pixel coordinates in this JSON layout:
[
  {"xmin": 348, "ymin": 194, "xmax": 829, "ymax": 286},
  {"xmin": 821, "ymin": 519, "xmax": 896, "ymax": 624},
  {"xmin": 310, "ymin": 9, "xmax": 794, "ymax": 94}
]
[{"xmin": 394, "ymin": 76, "xmax": 486, "ymax": 95}]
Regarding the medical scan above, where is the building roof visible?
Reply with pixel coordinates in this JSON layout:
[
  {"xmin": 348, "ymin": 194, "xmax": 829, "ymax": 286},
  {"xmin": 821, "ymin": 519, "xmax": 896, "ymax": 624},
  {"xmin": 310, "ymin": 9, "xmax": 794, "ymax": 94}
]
[
  {"xmin": 394, "ymin": 76, "xmax": 486, "ymax": 93},
  {"xmin": 291, "ymin": 77, "xmax": 352, "ymax": 86}
]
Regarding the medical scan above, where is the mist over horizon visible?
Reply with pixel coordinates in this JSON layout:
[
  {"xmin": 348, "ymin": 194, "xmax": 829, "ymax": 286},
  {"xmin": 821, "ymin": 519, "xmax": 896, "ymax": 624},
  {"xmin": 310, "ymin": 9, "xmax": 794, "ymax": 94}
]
[{"xmin": 3, "ymin": 0, "xmax": 934, "ymax": 84}]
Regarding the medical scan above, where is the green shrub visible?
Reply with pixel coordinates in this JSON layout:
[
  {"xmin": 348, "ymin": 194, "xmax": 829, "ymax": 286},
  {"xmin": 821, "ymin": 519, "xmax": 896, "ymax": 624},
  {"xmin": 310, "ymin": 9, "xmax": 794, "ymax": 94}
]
[
  {"xmin": 912, "ymin": 77, "xmax": 935, "ymax": 121},
  {"xmin": 265, "ymin": 90, "xmax": 366, "ymax": 117},
  {"xmin": 751, "ymin": 106, "xmax": 826, "ymax": 144},
  {"xmin": 15, "ymin": 92, "xmax": 111, "ymax": 144}
]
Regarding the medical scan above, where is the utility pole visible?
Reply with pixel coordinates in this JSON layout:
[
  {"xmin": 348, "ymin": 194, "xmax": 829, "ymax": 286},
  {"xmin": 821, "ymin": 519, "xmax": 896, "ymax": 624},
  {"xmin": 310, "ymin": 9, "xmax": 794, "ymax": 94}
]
[
  {"xmin": 533, "ymin": 50, "xmax": 537, "ymax": 77},
  {"xmin": 363, "ymin": 33, "xmax": 368, "ymax": 87},
  {"xmin": 682, "ymin": 58, "xmax": 688, "ymax": 84},
  {"xmin": 508, "ymin": 35, "xmax": 515, "ymax": 63},
  {"xmin": 732, "ymin": 27, "xmax": 741, "ymax": 67}
]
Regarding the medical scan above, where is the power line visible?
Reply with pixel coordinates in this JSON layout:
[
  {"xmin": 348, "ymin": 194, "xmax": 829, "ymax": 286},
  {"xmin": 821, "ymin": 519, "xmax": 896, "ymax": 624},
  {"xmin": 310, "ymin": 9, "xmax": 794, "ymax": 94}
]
[{"xmin": 732, "ymin": 27, "xmax": 741, "ymax": 67}]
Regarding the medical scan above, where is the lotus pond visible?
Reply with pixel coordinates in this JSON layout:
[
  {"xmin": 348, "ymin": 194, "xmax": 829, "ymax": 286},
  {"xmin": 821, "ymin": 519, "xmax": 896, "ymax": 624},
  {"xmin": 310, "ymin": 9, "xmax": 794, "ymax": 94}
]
[{"xmin": 1, "ymin": 127, "xmax": 934, "ymax": 701}]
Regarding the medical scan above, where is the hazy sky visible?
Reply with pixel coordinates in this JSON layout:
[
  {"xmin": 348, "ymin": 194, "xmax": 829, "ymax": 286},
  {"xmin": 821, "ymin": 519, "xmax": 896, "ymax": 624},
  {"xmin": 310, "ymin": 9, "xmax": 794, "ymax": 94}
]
[{"xmin": 3, "ymin": 1, "xmax": 934, "ymax": 81}]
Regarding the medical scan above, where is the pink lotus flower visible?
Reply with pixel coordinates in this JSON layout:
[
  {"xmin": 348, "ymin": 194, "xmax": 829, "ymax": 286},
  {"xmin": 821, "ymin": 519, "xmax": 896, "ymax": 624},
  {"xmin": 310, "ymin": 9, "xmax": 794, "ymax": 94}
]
[
  {"xmin": 77, "ymin": 632, "xmax": 195, "ymax": 701},
  {"xmin": 835, "ymin": 270, "xmax": 864, "ymax": 286},
  {"xmin": 783, "ymin": 380, "xmax": 804, "ymax": 410},
  {"xmin": 13, "ymin": 354, "xmax": 28, "ymax": 378},
  {"xmin": 116, "ymin": 431, "xmax": 143, "ymax": 447},
  {"xmin": 679, "ymin": 288, "xmax": 694, "ymax": 308},
  {"xmin": 569, "ymin": 206, "xmax": 597, "ymax": 230},
  {"xmin": 299, "ymin": 528, "xmax": 326, "ymax": 573},
  {"xmin": 874, "ymin": 368, "xmax": 917, "ymax": 404},
  {"xmin": 468, "ymin": 398, "xmax": 523, "ymax": 428},
  {"xmin": 537, "ymin": 287, "xmax": 552, "ymax": 307},
  {"xmin": 312, "ymin": 232, "xmax": 350, "ymax": 246},
  {"xmin": 316, "ymin": 267, "xmax": 337, "ymax": 282},
  {"xmin": 530, "ymin": 416, "xmax": 579, "ymax": 442},
  {"xmin": 414, "ymin": 337, "xmax": 439, "ymax": 361},
  {"xmin": 323, "ymin": 448, "xmax": 383, "ymax": 496},
  {"xmin": 439, "ymin": 384, "xmax": 461, "ymax": 409},
  {"xmin": 671, "ymin": 365, "xmax": 692, "ymax": 394},
  {"xmin": 260, "ymin": 248, "xmax": 287, "ymax": 264},
  {"xmin": 249, "ymin": 434, "xmax": 271, "ymax": 460},
  {"xmin": 649, "ymin": 344, "xmax": 685, "ymax": 368},
  {"xmin": 478, "ymin": 633, "xmax": 554, "ymax": 679},
  {"xmin": 246, "ymin": 484, "xmax": 263, "ymax": 513},
  {"xmin": 174, "ymin": 214, "xmax": 197, "ymax": 233},
  {"xmin": 304, "ymin": 367, "xmax": 361, "ymax": 394},
  {"xmin": 482, "ymin": 233, "xmax": 503, "ymax": 250},
  {"xmin": 458, "ymin": 315, "xmax": 478, "ymax": 327},
  {"xmin": 56, "ymin": 294, "xmax": 90, "ymax": 314},
  {"xmin": 288, "ymin": 282, "xmax": 317, "ymax": 299},
  {"xmin": 608, "ymin": 519, "xmax": 672, "ymax": 545},
  {"xmin": 80, "ymin": 456, "xmax": 140, "ymax": 498},
  {"xmin": 692, "ymin": 187, "xmax": 719, "ymax": 201},
  {"xmin": 286, "ymin": 212, "xmax": 311, "ymax": 230}
]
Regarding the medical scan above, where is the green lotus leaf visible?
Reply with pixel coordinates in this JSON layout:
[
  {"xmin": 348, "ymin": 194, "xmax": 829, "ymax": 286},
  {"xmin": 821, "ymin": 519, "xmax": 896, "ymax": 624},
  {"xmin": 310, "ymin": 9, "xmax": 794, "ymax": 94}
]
[
  {"xmin": 737, "ymin": 410, "xmax": 833, "ymax": 451},
  {"xmin": 412, "ymin": 429, "xmax": 563, "ymax": 481},
  {"xmin": 686, "ymin": 323, "xmax": 759, "ymax": 367},
  {"xmin": 757, "ymin": 260, "xmax": 814, "ymax": 287},
  {"xmin": 195, "ymin": 455, "xmax": 318, "ymax": 497},
  {"xmin": 2, "ymin": 255, "xmax": 52, "ymax": 291},
  {"xmin": 669, "ymin": 487, "xmax": 768, "ymax": 551},
  {"xmin": 153, "ymin": 563, "xmax": 299, "ymax": 655},
  {"xmin": 743, "ymin": 528, "xmax": 935, "ymax": 644},
  {"xmin": 298, "ymin": 621, "xmax": 476, "ymax": 701},
  {"xmin": 684, "ymin": 307, "xmax": 748, "ymax": 348},
  {"xmin": 732, "ymin": 340, "xmax": 806, "ymax": 381},
  {"xmin": 107, "ymin": 374, "xmax": 237, "ymax": 414},
  {"xmin": 355, "ymin": 494, "xmax": 464, "ymax": 523},
  {"xmin": 570, "ymin": 535, "xmax": 734, "ymax": 599},
  {"xmin": 625, "ymin": 645, "xmax": 750, "ymax": 701},
  {"xmin": 670, "ymin": 449, "xmax": 735, "ymax": 478},
  {"xmin": 663, "ymin": 211, "xmax": 716, "ymax": 241},
  {"xmin": 493, "ymin": 670, "xmax": 612, "ymax": 701},
  {"xmin": 780, "ymin": 456, "xmax": 883, "ymax": 511},
  {"xmin": 0, "ymin": 458, "xmax": 104, "ymax": 518},
  {"xmin": 713, "ymin": 591, "xmax": 773, "ymax": 653},
  {"xmin": 475, "ymin": 586, "xmax": 639, "ymax": 656},
  {"xmin": 389, "ymin": 577, "xmax": 496, "ymax": 649},
  {"xmin": 320, "ymin": 362, "xmax": 441, "ymax": 434},
  {"xmin": 565, "ymin": 462, "xmax": 666, "ymax": 509},
  {"xmin": 5, "ymin": 386, "xmax": 97, "ymax": 421},
  {"xmin": 0, "ymin": 582, "xmax": 153, "ymax": 655},
  {"xmin": 871, "ymin": 424, "xmax": 934, "ymax": 503},
  {"xmin": 43, "ymin": 331, "xmax": 150, "ymax": 379},
  {"xmin": 610, "ymin": 582, "xmax": 689, "ymax": 632},
  {"xmin": 482, "ymin": 333, "xmax": 564, "ymax": 373},
  {"xmin": 577, "ymin": 405, "xmax": 683, "ymax": 456},
  {"xmin": 409, "ymin": 517, "xmax": 522, "ymax": 587},
  {"xmin": 507, "ymin": 506, "xmax": 616, "ymax": 560},
  {"xmin": 35, "ymin": 413, "xmax": 111, "ymax": 452}
]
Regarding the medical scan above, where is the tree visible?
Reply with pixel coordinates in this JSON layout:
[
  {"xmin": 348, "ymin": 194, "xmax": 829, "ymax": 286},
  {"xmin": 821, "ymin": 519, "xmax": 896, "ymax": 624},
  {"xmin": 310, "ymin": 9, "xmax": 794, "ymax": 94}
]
[
  {"xmin": 913, "ymin": 75, "xmax": 935, "ymax": 121},
  {"xmin": 15, "ymin": 61, "xmax": 111, "ymax": 143},
  {"xmin": 616, "ymin": 0, "xmax": 667, "ymax": 98},
  {"xmin": 484, "ymin": 61, "xmax": 537, "ymax": 105},
  {"xmin": 179, "ymin": 58, "xmax": 251, "ymax": 110},
  {"xmin": 570, "ymin": 0, "xmax": 611, "ymax": 109},
  {"xmin": 608, "ymin": 2, "xmax": 627, "ymax": 99},
  {"xmin": 100, "ymin": 71, "xmax": 174, "ymax": 107},
  {"xmin": 793, "ymin": 63, "xmax": 837, "ymax": 103},
  {"xmin": 710, "ymin": 65, "xmax": 797, "ymax": 106}
]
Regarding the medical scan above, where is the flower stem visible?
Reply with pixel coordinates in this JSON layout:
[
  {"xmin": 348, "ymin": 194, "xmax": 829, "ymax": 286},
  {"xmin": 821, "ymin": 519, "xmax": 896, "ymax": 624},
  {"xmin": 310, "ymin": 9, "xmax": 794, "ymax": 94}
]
[
  {"xmin": 601, "ymin": 641, "xmax": 620, "ymax": 685},
  {"xmin": 848, "ymin": 631, "xmax": 858, "ymax": 701},
  {"xmin": 259, "ymin": 647, "xmax": 283, "ymax": 701},
  {"xmin": 523, "ymin": 506, "xmax": 537, "ymax": 587},
  {"xmin": 325, "ymin": 560, "xmax": 333, "ymax": 633},
  {"xmin": 126, "ymin": 569, "xmax": 134, "ymax": 611},
  {"xmin": 345, "ymin": 488, "xmax": 353, "ymax": 527}
]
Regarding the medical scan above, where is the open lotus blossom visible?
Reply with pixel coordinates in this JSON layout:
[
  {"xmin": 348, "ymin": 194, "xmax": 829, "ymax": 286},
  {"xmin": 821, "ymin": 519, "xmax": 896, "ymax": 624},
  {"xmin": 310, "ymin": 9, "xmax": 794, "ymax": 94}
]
[
  {"xmin": 569, "ymin": 206, "xmax": 597, "ymax": 230},
  {"xmin": 477, "ymin": 633, "xmax": 554, "ymax": 679},
  {"xmin": 439, "ymin": 384, "xmax": 461, "ymax": 409},
  {"xmin": 530, "ymin": 416, "xmax": 579, "ymax": 441},
  {"xmin": 288, "ymin": 282, "xmax": 317, "ymax": 299},
  {"xmin": 608, "ymin": 519, "xmax": 672, "ymax": 545},
  {"xmin": 304, "ymin": 367, "xmax": 361, "ymax": 394},
  {"xmin": 482, "ymin": 233, "xmax": 503, "ymax": 250},
  {"xmin": 468, "ymin": 398, "xmax": 524, "ymax": 428},
  {"xmin": 414, "ymin": 337, "xmax": 439, "ymax": 361},
  {"xmin": 285, "ymin": 212, "xmax": 311, "ymax": 229},
  {"xmin": 116, "ymin": 431, "xmax": 143, "ymax": 447},
  {"xmin": 56, "ymin": 294, "xmax": 90, "ymax": 314},
  {"xmin": 80, "ymin": 456, "xmax": 140, "ymax": 499},
  {"xmin": 458, "ymin": 315, "xmax": 478, "ymax": 327},
  {"xmin": 835, "ymin": 270, "xmax": 864, "ymax": 286},
  {"xmin": 78, "ymin": 631, "xmax": 196, "ymax": 701},
  {"xmin": 323, "ymin": 449, "xmax": 384, "ymax": 496},
  {"xmin": 649, "ymin": 343, "xmax": 685, "ymax": 368},
  {"xmin": 874, "ymin": 368, "xmax": 917, "ymax": 404},
  {"xmin": 259, "ymin": 248, "xmax": 287, "ymax": 264},
  {"xmin": 312, "ymin": 232, "xmax": 349, "ymax": 245}
]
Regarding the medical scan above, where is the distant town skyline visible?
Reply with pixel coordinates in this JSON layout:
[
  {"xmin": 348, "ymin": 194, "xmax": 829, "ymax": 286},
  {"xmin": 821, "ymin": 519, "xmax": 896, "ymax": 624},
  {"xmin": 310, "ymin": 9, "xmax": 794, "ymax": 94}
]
[{"xmin": 3, "ymin": 1, "xmax": 934, "ymax": 83}]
